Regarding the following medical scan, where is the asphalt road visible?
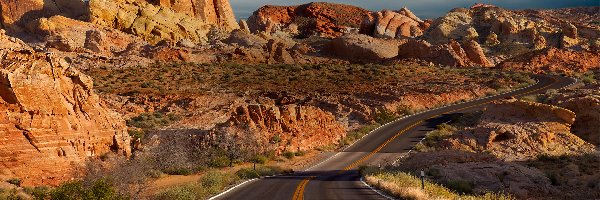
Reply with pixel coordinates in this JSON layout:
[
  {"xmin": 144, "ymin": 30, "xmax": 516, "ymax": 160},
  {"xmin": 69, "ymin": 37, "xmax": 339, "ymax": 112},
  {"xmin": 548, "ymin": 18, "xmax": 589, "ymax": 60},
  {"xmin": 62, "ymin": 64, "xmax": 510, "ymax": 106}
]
[{"xmin": 214, "ymin": 75, "xmax": 576, "ymax": 200}]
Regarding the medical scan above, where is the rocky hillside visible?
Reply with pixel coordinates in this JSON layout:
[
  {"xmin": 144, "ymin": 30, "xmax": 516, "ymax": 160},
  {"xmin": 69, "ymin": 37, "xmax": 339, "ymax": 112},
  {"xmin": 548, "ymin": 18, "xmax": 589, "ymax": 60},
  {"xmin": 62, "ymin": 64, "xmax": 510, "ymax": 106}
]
[{"xmin": 0, "ymin": 31, "xmax": 131, "ymax": 186}]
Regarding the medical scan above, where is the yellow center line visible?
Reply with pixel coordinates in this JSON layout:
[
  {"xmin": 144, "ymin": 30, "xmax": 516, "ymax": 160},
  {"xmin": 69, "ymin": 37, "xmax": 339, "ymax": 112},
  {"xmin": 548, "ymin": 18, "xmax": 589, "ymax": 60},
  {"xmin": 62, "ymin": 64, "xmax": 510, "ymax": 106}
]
[{"xmin": 290, "ymin": 77, "xmax": 557, "ymax": 200}]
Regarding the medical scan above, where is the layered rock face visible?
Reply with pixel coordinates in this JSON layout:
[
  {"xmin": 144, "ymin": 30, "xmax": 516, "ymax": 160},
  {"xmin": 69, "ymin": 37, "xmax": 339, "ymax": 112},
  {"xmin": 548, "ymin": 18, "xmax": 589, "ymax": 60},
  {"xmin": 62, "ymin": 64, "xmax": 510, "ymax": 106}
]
[
  {"xmin": 230, "ymin": 103, "xmax": 345, "ymax": 153},
  {"xmin": 360, "ymin": 8, "xmax": 428, "ymax": 39},
  {"xmin": 548, "ymin": 87, "xmax": 600, "ymax": 146},
  {"xmin": 89, "ymin": 0, "xmax": 238, "ymax": 44},
  {"xmin": 497, "ymin": 48, "xmax": 600, "ymax": 74},
  {"xmin": 0, "ymin": 32, "xmax": 131, "ymax": 186},
  {"xmin": 0, "ymin": 0, "xmax": 87, "ymax": 33},
  {"xmin": 443, "ymin": 100, "xmax": 595, "ymax": 161},
  {"xmin": 247, "ymin": 2, "xmax": 371, "ymax": 38}
]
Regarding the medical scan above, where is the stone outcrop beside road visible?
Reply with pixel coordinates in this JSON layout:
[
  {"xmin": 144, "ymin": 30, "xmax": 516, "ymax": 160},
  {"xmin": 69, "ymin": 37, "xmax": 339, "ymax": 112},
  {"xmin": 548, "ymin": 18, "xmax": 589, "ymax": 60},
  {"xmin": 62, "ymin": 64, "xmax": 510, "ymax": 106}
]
[{"xmin": 0, "ymin": 32, "xmax": 131, "ymax": 186}]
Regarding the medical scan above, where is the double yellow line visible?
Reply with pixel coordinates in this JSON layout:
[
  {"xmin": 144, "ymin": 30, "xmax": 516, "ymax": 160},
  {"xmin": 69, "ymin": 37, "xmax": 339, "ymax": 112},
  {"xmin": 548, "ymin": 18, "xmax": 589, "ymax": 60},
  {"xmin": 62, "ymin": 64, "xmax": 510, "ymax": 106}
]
[
  {"xmin": 290, "ymin": 76, "xmax": 556, "ymax": 200},
  {"xmin": 291, "ymin": 176, "xmax": 315, "ymax": 200}
]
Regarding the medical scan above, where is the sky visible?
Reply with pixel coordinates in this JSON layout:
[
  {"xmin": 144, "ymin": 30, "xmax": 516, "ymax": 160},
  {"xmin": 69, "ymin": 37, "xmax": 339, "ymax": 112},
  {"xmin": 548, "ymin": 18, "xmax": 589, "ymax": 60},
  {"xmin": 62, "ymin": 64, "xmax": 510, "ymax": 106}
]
[{"xmin": 230, "ymin": 0, "xmax": 599, "ymax": 20}]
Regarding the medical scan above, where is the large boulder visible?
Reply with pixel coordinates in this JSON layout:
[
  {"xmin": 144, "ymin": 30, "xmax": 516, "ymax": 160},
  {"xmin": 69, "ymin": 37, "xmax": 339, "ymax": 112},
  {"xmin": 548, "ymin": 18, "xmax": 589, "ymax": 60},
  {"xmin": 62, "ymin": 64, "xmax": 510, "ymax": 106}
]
[
  {"xmin": 89, "ymin": 0, "xmax": 238, "ymax": 44},
  {"xmin": 151, "ymin": 0, "xmax": 239, "ymax": 31},
  {"xmin": 360, "ymin": 8, "xmax": 428, "ymax": 39},
  {"xmin": 0, "ymin": 0, "xmax": 86, "ymax": 33},
  {"xmin": 328, "ymin": 33, "xmax": 400, "ymax": 61},
  {"xmin": 0, "ymin": 32, "xmax": 131, "ymax": 186}
]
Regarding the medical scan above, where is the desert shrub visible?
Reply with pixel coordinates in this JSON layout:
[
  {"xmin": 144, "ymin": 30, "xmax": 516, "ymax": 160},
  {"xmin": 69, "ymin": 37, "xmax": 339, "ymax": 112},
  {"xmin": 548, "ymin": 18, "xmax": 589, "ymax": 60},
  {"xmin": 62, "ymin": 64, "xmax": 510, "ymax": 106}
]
[
  {"xmin": 252, "ymin": 155, "xmax": 269, "ymax": 164},
  {"xmin": 374, "ymin": 109, "xmax": 397, "ymax": 124},
  {"xmin": 208, "ymin": 155, "xmax": 231, "ymax": 168},
  {"xmin": 154, "ymin": 184, "xmax": 197, "ymax": 200},
  {"xmin": 127, "ymin": 129, "xmax": 144, "ymax": 140},
  {"xmin": 6, "ymin": 178, "xmax": 21, "ymax": 187},
  {"xmin": 270, "ymin": 134, "xmax": 281, "ymax": 144},
  {"xmin": 50, "ymin": 179, "xmax": 127, "ymax": 200},
  {"xmin": 445, "ymin": 179, "xmax": 474, "ymax": 194},
  {"xmin": 199, "ymin": 171, "xmax": 239, "ymax": 195},
  {"xmin": 235, "ymin": 168, "xmax": 261, "ymax": 179},
  {"xmin": 282, "ymin": 151, "xmax": 295, "ymax": 159},
  {"xmin": 396, "ymin": 105, "xmax": 416, "ymax": 116},
  {"xmin": 294, "ymin": 151, "xmax": 306, "ymax": 157},
  {"xmin": 126, "ymin": 112, "xmax": 180, "ymax": 130},
  {"xmin": 24, "ymin": 186, "xmax": 50, "ymax": 200},
  {"xmin": 163, "ymin": 168, "xmax": 192, "ymax": 176}
]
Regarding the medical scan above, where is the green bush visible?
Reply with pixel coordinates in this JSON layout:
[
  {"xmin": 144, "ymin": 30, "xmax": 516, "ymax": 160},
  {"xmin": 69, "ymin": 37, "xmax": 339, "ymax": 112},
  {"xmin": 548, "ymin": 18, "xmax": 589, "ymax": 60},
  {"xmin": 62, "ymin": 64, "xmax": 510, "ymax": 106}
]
[
  {"xmin": 209, "ymin": 155, "xmax": 231, "ymax": 168},
  {"xmin": 282, "ymin": 151, "xmax": 295, "ymax": 159},
  {"xmin": 374, "ymin": 109, "xmax": 397, "ymax": 124},
  {"xmin": 126, "ymin": 112, "xmax": 180, "ymax": 130},
  {"xmin": 235, "ymin": 168, "xmax": 260, "ymax": 179},
  {"xmin": 270, "ymin": 134, "xmax": 281, "ymax": 144},
  {"xmin": 294, "ymin": 151, "xmax": 306, "ymax": 157},
  {"xmin": 6, "ymin": 178, "xmax": 21, "ymax": 187},
  {"xmin": 24, "ymin": 186, "xmax": 50, "ymax": 200}
]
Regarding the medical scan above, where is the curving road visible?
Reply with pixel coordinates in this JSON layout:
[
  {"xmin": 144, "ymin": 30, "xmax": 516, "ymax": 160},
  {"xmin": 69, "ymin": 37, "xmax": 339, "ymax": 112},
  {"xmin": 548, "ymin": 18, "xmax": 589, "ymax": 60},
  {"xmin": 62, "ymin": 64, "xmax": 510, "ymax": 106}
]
[{"xmin": 213, "ymin": 75, "xmax": 576, "ymax": 200}]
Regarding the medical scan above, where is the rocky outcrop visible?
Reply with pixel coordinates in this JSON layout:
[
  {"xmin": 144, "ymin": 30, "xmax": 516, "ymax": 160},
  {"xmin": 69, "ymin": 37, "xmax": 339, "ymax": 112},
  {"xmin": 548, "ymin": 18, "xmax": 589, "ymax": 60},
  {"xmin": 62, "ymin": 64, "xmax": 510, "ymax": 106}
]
[
  {"xmin": 0, "ymin": 0, "xmax": 87, "ymax": 33},
  {"xmin": 548, "ymin": 87, "xmax": 600, "ymax": 146},
  {"xmin": 230, "ymin": 104, "xmax": 345, "ymax": 153},
  {"xmin": 360, "ymin": 8, "xmax": 428, "ymax": 39},
  {"xmin": 151, "ymin": 0, "xmax": 238, "ymax": 31},
  {"xmin": 328, "ymin": 33, "xmax": 401, "ymax": 61},
  {"xmin": 497, "ymin": 48, "xmax": 600, "ymax": 74},
  {"xmin": 247, "ymin": 2, "xmax": 370, "ymax": 38},
  {"xmin": 443, "ymin": 100, "xmax": 595, "ymax": 161},
  {"xmin": 423, "ymin": 5, "xmax": 594, "ymax": 50},
  {"xmin": 397, "ymin": 39, "xmax": 492, "ymax": 67},
  {"xmin": 27, "ymin": 15, "xmax": 142, "ymax": 55},
  {"xmin": 89, "ymin": 0, "xmax": 238, "ymax": 44},
  {"xmin": 0, "ymin": 32, "xmax": 131, "ymax": 186}
]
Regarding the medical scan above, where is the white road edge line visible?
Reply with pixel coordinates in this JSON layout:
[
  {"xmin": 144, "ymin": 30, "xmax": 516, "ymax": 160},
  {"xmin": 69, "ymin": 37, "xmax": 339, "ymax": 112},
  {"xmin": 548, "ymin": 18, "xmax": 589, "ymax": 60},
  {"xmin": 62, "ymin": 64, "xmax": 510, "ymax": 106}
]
[
  {"xmin": 208, "ymin": 178, "xmax": 259, "ymax": 200},
  {"xmin": 360, "ymin": 177, "xmax": 396, "ymax": 200}
]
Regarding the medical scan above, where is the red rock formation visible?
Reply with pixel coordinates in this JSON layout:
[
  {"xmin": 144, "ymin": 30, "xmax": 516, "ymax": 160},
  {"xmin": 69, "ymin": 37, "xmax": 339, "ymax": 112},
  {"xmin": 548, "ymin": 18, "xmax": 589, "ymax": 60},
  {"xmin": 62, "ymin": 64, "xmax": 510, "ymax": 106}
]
[
  {"xmin": 548, "ymin": 87, "xmax": 600, "ymax": 146},
  {"xmin": 0, "ymin": 0, "xmax": 87, "ymax": 32},
  {"xmin": 247, "ymin": 2, "xmax": 371, "ymax": 38},
  {"xmin": 231, "ymin": 104, "xmax": 345, "ymax": 154},
  {"xmin": 0, "ymin": 32, "xmax": 131, "ymax": 186},
  {"xmin": 497, "ymin": 48, "xmax": 600, "ymax": 74}
]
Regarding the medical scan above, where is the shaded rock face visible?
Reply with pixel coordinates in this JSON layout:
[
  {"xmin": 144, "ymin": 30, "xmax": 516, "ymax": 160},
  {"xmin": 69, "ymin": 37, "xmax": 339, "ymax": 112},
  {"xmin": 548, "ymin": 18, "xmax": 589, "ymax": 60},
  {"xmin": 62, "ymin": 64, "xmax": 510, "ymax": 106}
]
[
  {"xmin": 443, "ymin": 100, "xmax": 595, "ymax": 161},
  {"xmin": 398, "ymin": 151, "xmax": 553, "ymax": 199},
  {"xmin": 0, "ymin": 0, "xmax": 87, "ymax": 33},
  {"xmin": 328, "ymin": 33, "xmax": 400, "ymax": 61},
  {"xmin": 360, "ymin": 8, "xmax": 428, "ymax": 39},
  {"xmin": 548, "ymin": 87, "xmax": 600, "ymax": 146},
  {"xmin": 231, "ymin": 104, "xmax": 345, "ymax": 154},
  {"xmin": 0, "ymin": 32, "xmax": 131, "ymax": 186},
  {"xmin": 89, "ymin": 0, "xmax": 238, "ymax": 44},
  {"xmin": 398, "ymin": 39, "xmax": 492, "ymax": 67},
  {"xmin": 247, "ymin": 2, "xmax": 370, "ymax": 38},
  {"xmin": 497, "ymin": 48, "xmax": 600, "ymax": 74},
  {"xmin": 27, "ymin": 15, "xmax": 142, "ymax": 55}
]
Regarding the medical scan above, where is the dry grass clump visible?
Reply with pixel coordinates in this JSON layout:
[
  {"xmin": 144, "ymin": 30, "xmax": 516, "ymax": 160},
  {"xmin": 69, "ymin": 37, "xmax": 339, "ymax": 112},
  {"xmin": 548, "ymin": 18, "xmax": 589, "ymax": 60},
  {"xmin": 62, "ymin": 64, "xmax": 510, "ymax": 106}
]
[{"xmin": 361, "ymin": 167, "xmax": 514, "ymax": 200}]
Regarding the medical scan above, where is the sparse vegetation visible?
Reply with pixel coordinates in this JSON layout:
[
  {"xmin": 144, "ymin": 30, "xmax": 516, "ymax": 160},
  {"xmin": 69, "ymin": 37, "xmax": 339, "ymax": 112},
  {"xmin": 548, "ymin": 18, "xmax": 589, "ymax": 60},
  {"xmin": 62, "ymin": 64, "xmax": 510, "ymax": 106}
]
[
  {"xmin": 6, "ymin": 178, "xmax": 21, "ymax": 187},
  {"xmin": 282, "ymin": 151, "xmax": 295, "ymax": 159},
  {"xmin": 361, "ymin": 166, "xmax": 514, "ymax": 200},
  {"xmin": 126, "ymin": 112, "xmax": 180, "ymax": 130}
]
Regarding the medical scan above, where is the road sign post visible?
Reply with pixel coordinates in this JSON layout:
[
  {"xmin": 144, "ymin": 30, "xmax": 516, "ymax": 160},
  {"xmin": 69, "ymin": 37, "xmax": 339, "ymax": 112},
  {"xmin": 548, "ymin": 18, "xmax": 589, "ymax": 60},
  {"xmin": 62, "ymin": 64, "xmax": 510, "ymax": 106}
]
[{"xmin": 420, "ymin": 170, "xmax": 425, "ymax": 190}]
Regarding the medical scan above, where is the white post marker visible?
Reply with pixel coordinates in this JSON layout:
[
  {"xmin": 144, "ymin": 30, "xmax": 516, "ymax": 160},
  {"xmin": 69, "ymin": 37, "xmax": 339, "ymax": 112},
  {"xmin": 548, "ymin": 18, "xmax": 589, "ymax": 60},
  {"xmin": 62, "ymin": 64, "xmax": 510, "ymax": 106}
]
[{"xmin": 420, "ymin": 170, "xmax": 425, "ymax": 190}]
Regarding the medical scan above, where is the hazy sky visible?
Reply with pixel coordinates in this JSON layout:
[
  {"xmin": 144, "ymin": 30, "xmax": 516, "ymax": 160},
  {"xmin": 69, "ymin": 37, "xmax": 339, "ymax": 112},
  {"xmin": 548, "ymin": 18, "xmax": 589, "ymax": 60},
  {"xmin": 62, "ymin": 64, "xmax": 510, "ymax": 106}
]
[{"xmin": 230, "ymin": 0, "xmax": 599, "ymax": 19}]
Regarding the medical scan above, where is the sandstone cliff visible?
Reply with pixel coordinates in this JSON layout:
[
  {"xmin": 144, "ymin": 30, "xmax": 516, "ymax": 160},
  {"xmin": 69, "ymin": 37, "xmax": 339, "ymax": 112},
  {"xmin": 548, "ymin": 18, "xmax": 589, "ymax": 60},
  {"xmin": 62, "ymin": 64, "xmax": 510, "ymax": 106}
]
[
  {"xmin": 89, "ymin": 0, "xmax": 238, "ymax": 44},
  {"xmin": 360, "ymin": 8, "xmax": 429, "ymax": 39},
  {"xmin": 0, "ymin": 0, "xmax": 87, "ymax": 33},
  {"xmin": 0, "ymin": 32, "xmax": 131, "ymax": 186},
  {"xmin": 497, "ymin": 48, "xmax": 600, "ymax": 74}
]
